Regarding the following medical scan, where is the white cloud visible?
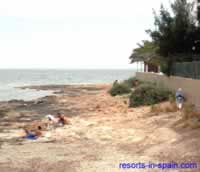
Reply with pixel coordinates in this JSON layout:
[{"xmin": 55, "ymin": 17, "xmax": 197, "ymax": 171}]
[
  {"xmin": 0, "ymin": 0, "xmax": 170, "ymax": 69},
  {"xmin": 0, "ymin": 0, "xmax": 167, "ymax": 17}
]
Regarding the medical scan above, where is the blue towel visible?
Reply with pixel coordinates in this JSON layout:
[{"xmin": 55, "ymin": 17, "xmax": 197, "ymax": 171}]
[{"xmin": 25, "ymin": 134, "xmax": 38, "ymax": 140}]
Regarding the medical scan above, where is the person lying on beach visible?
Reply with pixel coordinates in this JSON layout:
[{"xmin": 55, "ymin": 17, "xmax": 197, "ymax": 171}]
[{"xmin": 23, "ymin": 126, "xmax": 42, "ymax": 140}]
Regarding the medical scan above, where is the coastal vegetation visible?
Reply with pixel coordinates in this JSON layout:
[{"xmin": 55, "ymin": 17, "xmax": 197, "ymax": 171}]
[
  {"xmin": 109, "ymin": 77, "xmax": 173, "ymax": 107},
  {"xmin": 122, "ymin": 76, "xmax": 141, "ymax": 88},
  {"xmin": 108, "ymin": 77, "xmax": 200, "ymax": 129},
  {"xmin": 129, "ymin": 0, "xmax": 200, "ymax": 76},
  {"xmin": 108, "ymin": 76, "xmax": 141, "ymax": 97},
  {"xmin": 108, "ymin": 82, "xmax": 131, "ymax": 96},
  {"xmin": 109, "ymin": 77, "xmax": 200, "ymax": 129},
  {"xmin": 129, "ymin": 83, "xmax": 173, "ymax": 107}
]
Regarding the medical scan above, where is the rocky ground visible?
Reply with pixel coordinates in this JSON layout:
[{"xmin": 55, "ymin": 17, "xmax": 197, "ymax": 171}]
[{"xmin": 0, "ymin": 84, "xmax": 200, "ymax": 172}]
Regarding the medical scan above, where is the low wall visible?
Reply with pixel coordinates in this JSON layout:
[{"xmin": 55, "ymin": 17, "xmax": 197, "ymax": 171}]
[{"xmin": 136, "ymin": 72, "xmax": 200, "ymax": 108}]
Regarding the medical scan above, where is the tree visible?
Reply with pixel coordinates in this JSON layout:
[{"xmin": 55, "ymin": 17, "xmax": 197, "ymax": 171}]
[
  {"xmin": 148, "ymin": 0, "xmax": 199, "ymax": 75},
  {"xmin": 129, "ymin": 40, "xmax": 162, "ymax": 66},
  {"xmin": 129, "ymin": 0, "xmax": 200, "ymax": 76}
]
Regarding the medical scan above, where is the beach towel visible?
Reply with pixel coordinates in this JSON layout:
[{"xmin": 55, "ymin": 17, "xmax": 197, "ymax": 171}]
[{"xmin": 25, "ymin": 133, "xmax": 38, "ymax": 140}]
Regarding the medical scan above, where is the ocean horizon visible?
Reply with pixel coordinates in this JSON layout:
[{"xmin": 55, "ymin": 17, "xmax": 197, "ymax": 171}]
[{"xmin": 0, "ymin": 69, "xmax": 136, "ymax": 101}]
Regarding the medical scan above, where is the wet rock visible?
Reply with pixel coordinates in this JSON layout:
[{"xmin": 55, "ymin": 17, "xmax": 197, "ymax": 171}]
[
  {"xmin": 8, "ymin": 99, "xmax": 25, "ymax": 104},
  {"xmin": 34, "ymin": 100, "xmax": 44, "ymax": 105}
]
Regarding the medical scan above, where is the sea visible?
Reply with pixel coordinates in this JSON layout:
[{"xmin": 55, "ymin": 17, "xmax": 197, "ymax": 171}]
[{"xmin": 0, "ymin": 69, "xmax": 136, "ymax": 101}]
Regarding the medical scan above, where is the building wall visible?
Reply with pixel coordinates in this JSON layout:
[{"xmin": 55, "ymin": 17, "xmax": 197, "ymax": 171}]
[{"xmin": 136, "ymin": 72, "xmax": 200, "ymax": 108}]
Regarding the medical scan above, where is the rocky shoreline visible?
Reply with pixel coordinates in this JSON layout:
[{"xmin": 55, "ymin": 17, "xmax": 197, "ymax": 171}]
[{"xmin": 0, "ymin": 84, "xmax": 110, "ymax": 141}]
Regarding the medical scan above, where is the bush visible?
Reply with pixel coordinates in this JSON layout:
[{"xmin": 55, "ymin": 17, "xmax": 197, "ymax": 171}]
[
  {"xmin": 109, "ymin": 82, "xmax": 131, "ymax": 96},
  {"xmin": 129, "ymin": 83, "xmax": 173, "ymax": 107},
  {"xmin": 122, "ymin": 77, "xmax": 139, "ymax": 88}
]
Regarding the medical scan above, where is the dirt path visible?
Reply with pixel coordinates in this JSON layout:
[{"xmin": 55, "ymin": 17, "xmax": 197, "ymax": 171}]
[{"xmin": 0, "ymin": 84, "xmax": 200, "ymax": 172}]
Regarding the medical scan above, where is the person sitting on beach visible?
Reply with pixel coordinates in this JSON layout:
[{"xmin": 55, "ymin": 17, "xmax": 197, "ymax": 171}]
[
  {"xmin": 23, "ymin": 126, "xmax": 42, "ymax": 140},
  {"xmin": 47, "ymin": 114, "xmax": 58, "ymax": 123},
  {"xmin": 56, "ymin": 113, "xmax": 70, "ymax": 126},
  {"xmin": 176, "ymin": 88, "xmax": 184, "ymax": 110},
  {"xmin": 46, "ymin": 113, "xmax": 71, "ymax": 128},
  {"xmin": 45, "ymin": 114, "xmax": 58, "ymax": 129}
]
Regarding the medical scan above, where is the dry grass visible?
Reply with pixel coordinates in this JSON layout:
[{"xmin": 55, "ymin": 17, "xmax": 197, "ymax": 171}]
[
  {"xmin": 182, "ymin": 104, "xmax": 196, "ymax": 120},
  {"xmin": 150, "ymin": 102, "xmax": 200, "ymax": 129},
  {"xmin": 151, "ymin": 102, "xmax": 178, "ymax": 114},
  {"xmin": 173, "ymin": 103, "xmax": 200, "ymax": 129}
]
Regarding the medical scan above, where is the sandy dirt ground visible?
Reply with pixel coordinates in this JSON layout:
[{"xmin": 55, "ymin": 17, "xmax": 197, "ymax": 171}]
[{"xmin": 0, "ymin": 84, "xmax": 200, "ymax": 172}]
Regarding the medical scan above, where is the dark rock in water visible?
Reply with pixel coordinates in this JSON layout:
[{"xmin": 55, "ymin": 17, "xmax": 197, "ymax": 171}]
[
  {"xmin": 34, "ymin": 100, "xmax": 44, "ymax": 105},
  {"xmin": 8, "ymin": 99, "xmax": 27, "ymax": 104},
  {"xmin": 54, "ymin": 90, "xmax": 64, "ymax": 94},
  {"xmin": 42, "ymin": 95, "xmax": 58, "ymax": 103}
]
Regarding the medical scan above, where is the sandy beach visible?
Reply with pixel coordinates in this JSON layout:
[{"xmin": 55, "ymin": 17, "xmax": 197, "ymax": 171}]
[{"xmin": 0, "ymin": 84, "xmax": 200, "ymax": 172}]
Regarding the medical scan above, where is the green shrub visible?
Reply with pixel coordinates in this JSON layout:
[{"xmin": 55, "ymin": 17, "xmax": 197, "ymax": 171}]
[
  {"xmin": 129, "ymin": 83, "xmax": 173, "ymax": 107},
  {"xmin": 109, "ymin": 82, "xmax": 131, "ymax": 96},
  {"xmin": 122, "ymin": 77, "xmax": 138, "ymax": 88}
]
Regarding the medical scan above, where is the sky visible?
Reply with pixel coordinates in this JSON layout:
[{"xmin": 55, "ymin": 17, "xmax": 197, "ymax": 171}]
[{"xmin": 0, "ymin": 0, "xmax": 170, "ymax": 69}]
